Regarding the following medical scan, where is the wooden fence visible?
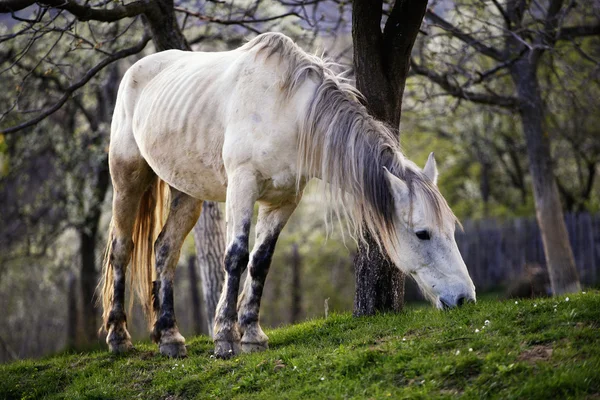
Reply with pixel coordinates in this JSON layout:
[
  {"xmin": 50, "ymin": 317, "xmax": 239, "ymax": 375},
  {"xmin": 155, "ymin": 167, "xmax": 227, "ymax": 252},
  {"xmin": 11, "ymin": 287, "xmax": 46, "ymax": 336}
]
[{"xmin": 455, "ymin": 212, "xmax": 600, "ymax": 290}]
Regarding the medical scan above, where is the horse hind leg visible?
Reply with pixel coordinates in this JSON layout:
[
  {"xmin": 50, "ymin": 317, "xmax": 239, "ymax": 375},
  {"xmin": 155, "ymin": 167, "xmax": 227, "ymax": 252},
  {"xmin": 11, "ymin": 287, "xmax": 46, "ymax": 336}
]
[
  {"xmin": 151, "ymin": 188, "xmax": 203, "ymax": 358},
  {"xmin": 104, "ymin": 158, "xmax": 155, "ymax": 353},
  {"xmin": 237, "ymin": 201, "xmax": 297, "ymax": 353}
]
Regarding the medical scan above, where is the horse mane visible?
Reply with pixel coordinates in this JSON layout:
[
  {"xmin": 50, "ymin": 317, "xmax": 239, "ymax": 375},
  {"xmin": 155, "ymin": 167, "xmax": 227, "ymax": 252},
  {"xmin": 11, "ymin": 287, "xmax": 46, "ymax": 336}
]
[{"xmin": 244, "ymin": 33, "xmax": 458, "ymax": 254}]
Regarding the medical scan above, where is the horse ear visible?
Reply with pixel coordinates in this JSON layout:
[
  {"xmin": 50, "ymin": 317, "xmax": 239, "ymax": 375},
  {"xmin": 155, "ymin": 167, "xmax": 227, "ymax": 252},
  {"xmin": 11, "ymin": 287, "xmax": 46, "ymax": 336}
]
[
  {"xmin": 423, "ymin": 152, "xmax": 438, "ymax": 185},
  {"xmin": 383, "ymin": 167, "xmax": 409, "ymax": 205}
]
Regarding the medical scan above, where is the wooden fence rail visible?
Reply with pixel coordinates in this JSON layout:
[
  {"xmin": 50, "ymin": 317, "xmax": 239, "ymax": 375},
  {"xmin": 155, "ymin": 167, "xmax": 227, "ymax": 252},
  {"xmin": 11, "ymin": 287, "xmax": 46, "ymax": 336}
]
[{"xmin": 455, "ymin": 212, "xmax": 600, "ymax": 290}]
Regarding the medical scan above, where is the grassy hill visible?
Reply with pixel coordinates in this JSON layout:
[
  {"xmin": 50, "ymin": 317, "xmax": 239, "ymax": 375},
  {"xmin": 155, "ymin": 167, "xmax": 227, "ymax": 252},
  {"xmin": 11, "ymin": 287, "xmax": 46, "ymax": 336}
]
[{"xmin": 2, "ymin": 292, "xmax": 599, "ymax": 399}]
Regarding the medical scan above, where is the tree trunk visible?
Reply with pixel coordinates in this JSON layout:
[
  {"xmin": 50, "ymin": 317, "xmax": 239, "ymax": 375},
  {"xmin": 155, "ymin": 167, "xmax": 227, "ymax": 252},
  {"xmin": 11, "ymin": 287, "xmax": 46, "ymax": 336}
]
[
  {"xmin": 192, "ymin": 201, "xmax": 225, "ymax": 338},
  {"xmin": 187, "ymin": 254, "xmax": 206, "ymax": 335},
  {"xmin": 290, "ymin": 243, "xmax": 302, "ymax": 323},
  {"xmin": 354, "ymin": 232, "xmax": 405, "ymax": 315},
  {"xmin": 66, "ymin": 271, "xmax": 78, "ymax": 349},
  {"xmin": 143, "ymin": 0, "xmax": 191, "ymax": 52},
  {"xmin": 351, "ymin": 0, "xmax": 427, "ymax": 315},
  {"xmin": 79, "ymin": 230, "xmax": 98, "ymax": 344},
  {"xmin": 511, "ymin": 62, "xmax": 581, "ymax": 294}
]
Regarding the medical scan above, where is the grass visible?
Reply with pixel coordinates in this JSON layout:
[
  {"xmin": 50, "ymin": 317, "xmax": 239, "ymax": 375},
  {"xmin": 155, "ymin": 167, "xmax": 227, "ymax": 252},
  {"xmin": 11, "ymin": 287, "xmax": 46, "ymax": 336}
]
[{"xmin": 2, "ymin": 292, "xmax": 599, "ymax": 399}]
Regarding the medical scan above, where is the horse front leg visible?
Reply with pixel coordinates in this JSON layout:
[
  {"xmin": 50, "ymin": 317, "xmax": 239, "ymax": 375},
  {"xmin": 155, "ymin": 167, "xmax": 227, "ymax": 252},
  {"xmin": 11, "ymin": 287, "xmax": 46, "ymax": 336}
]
[
  {"xmin": 151, "ymin": 189, "xmax": 203, "ymax": 358},
  {"xmin": 237, "ymin": 201, "xmax": 297, "ymax": 353},
  {"xmin": 213, "ymin": 169, "xmax": 258, "ymax": 358}
]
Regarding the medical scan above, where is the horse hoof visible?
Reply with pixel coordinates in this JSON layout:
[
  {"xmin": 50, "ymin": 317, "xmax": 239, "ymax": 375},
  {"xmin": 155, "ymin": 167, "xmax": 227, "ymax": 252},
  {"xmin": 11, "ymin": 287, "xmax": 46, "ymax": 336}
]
[
  {"xmin": 214, "ymin": 340, "xmax": 241, "ymax": 359},
  {"xmin": 241, "ymin": 341, "xmax": 268, "ymax": 353},
  {"xmin": 160, "ymin": 342, "xmax": 187, "ymax": 358},
  {"xmin": 108, "ymin": 339, "xmax": 133, "ymax": 354}
]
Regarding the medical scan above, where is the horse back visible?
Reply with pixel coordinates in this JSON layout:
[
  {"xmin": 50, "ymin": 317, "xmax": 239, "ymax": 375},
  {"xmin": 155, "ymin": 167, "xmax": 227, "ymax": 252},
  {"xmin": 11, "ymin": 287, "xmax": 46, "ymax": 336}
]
[{"xmin": 111, "ymin": 40, "xmax": 316, "ymax": 202}]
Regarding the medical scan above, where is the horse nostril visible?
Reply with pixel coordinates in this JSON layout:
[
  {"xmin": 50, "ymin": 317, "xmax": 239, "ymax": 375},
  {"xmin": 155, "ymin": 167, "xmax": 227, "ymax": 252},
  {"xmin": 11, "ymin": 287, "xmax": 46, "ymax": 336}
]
[
  {"xmin": 439, "ymin": 297, "xmax": 452, "ymax": 310},
  {"xmin": 456, "ymin": 295, "xmax": 466, "ymax": 307}
]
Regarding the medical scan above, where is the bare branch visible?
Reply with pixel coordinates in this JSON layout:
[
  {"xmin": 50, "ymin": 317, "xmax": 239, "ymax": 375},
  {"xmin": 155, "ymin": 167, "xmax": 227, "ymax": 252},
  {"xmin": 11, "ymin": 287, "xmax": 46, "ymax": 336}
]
[
  {"xmin": 557, "ymin": 24, "xmax": 600, "ymax": 40},
  {"xmin": 490, "ymin": 0, "xmax": 512, "ymax": 29},
  {"xmin": 425, "ymin": 9, "xmax": 506, "ymax": 61},
  {"xmin": 0, "ymin": 0, "xmax": 148, "ymax": 22},
  {"xmin": 174, "ymin": 6, "xmax": 300, "ymax": 25},
  {"xmin": 411, "ymin": 58, "xmax": 520, "ymax": 109},
  {"xmin": 1, "ymin": 34, "xmax": 151, "ymax": 135}
]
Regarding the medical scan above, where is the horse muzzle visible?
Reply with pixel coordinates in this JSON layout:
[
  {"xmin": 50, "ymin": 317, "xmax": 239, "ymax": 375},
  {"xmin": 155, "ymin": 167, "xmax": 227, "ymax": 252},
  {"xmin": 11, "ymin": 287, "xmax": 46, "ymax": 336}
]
[{"xmin": 438, "ymin": 293, "xmax": 476, "ymax": 310}]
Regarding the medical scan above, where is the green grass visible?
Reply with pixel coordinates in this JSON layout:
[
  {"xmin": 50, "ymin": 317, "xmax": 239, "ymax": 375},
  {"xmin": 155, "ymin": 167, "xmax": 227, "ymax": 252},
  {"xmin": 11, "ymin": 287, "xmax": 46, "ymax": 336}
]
[{"xmin": 2, "ymin": 292, "xmax": 600, "ymax": 399}]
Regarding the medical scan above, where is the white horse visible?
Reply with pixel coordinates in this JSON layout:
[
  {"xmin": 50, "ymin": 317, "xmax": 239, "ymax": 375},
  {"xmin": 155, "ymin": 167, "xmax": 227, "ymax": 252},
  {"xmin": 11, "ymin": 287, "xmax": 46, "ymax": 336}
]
[{"xmin": 99, "ymin": 32, "xmax": 476, "ymax": 359}]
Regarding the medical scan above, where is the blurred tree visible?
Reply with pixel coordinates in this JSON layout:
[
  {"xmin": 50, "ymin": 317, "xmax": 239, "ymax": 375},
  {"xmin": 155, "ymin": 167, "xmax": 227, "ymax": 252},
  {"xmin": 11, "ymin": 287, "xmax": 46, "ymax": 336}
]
[
  {"xmin": 351, "ymin": 0, "xmax": 428, "ymax": 316},
  {"xmin": 411, "ymin": 0, "xmax": 600, "ymax": 294}
]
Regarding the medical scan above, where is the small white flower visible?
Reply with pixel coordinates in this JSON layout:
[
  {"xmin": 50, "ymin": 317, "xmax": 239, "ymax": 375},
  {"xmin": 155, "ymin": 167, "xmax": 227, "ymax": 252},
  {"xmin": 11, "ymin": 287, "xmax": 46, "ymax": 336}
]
[
  {"xmin": 534, "ymin": 304, "xmax": 537, "ymax": 307},
  {"xmin": 475, "ymin": 329, "xmax": 480, "ymax": 333},
  {"xmin": 515, "ymin": 301, "xmax": 518, "ymax": 304},
  {"xmin": 482, "ymin": 326, "xmax": 485, "ymax": 330},
  {"xmin": 455, "ymin": 350, "xmax": 460, "ymax": 355},
  {"xmin": 484, "ymin": 320, "xmax": 490, "ymax": 326},
  {"xmin": 293, "ymin": 366, "xmax": 297, "ymax": 371},
  {"xmin": 582, "ymin": 291, "xmax": 586, "ymax": 294},
  {"xmin": 402, "ymin": 337, "xmax": 406, "ymax": 341},
  {"xmin": 469, "ymin": 348, "xmax": 473, "ymax": 352},
  {"xmin": 565, "ymin": 297, "xmax": 570, "ymax": 302},
  {"xmin": 175, "ymin": 364, "xmax": 178, "ymax": 366},
  {"xmin": 320, "ymin": 377, "xmax": 325, "ymax": 381}
]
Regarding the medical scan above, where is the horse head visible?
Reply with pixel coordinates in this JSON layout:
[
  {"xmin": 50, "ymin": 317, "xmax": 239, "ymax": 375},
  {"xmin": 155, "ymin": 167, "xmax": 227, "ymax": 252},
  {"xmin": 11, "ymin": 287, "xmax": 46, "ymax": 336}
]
[{"xmin": 383, "ymin": 153, "xmax": 476, "ymax": 309}]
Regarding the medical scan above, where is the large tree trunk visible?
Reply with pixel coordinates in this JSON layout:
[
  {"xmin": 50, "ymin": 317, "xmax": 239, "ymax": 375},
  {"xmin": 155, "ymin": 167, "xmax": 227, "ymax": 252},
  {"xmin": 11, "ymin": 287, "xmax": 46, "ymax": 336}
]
[
  {"xmin": 192, "ymin": 201, "xmax": 225, "ymax": 338},
  {"xmin": 352, "ymin": 0, "xmax": 428, "ymax": 315},
  {"xmin": 511, "ymin": 62, "xmax": 580, "ymax": 294},
  {"xmin": 354, "ymin": 232, "xmax": 405, "ymax": 315}
]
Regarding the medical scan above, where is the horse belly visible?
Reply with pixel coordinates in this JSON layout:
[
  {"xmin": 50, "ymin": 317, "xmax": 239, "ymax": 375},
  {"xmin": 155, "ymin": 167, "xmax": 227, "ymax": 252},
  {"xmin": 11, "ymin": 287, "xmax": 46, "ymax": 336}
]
[
  {"xmin": 132, "ymin": 53, "xmax": 235, "ymax": 201},
  {"xmin": 146, "ymin": 145, "xmax": 227, "ymax": 201}
]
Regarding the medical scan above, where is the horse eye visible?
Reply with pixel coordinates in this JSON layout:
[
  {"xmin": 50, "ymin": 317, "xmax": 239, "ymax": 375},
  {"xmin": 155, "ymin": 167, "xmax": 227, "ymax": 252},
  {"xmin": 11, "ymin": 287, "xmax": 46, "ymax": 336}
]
[{"xmin": 415, "ymin": 230, "xmax": 431, "ymax": 240}]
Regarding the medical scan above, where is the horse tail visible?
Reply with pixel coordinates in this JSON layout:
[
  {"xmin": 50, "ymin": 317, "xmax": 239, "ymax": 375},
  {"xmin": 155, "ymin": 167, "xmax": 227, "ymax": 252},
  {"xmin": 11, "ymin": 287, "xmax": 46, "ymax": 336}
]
[{"xmin": 99, "ymin": 178, "xmax": 170, "ymax": 332}]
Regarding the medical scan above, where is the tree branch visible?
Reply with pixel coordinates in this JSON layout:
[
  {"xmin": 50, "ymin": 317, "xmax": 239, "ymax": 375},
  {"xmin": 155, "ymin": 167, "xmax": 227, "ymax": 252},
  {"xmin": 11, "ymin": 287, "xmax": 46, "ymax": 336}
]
[
  {"xmin": 557, "ymin": 23, "xmax": 600, "ymax": 40},
  {"xmin": 411, "ymin": 58, "xmax": 520, "ymax": 109},
  {"xmin": 0, "ymin": 0, "xmax": 148, "ymax": 22},
  {"xmin": 425, "ymin": 10, "xmax": 506, "ymax": 61},
  {"xmin": 1, "ymin": 34, "xmax": 151, "ymax": 135},
  {"xmin": 531, "ymin": 0, "xmax": 564, "ymax": 64},
  {"xmin": 174, "ymin": 6, "xmax": 300, "ymax": 25}
]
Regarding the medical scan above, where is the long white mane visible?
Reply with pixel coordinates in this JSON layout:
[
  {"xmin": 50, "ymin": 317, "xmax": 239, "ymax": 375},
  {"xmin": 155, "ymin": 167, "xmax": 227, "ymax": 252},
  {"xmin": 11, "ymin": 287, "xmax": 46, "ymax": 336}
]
[{"xmin": 243, "ymin": 33, "xmax": 458, "ymax": 255}]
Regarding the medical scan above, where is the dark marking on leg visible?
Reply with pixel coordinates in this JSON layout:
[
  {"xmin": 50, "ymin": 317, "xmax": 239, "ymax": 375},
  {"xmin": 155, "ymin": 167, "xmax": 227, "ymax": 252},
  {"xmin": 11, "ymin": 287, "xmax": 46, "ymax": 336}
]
[
  {"xmin": 155, "ymin": 242, "xmax": 170, "ymax": 270},
  {"xmin": 152, "ymin": 280, "xmax": 176, "ymax": 343},
  {"xmin": 152, "ymin": 280, "xmax": 161, "ymax": 317},
  {"xmin": 238, "ymin": 311, "xmax": 259, "ymax": 327},
  {"xmin": 107, "ymin": 309, "xmax": 127, "ymax": 329},
  {"xmin": 238, "ymin": 229, "xmax": 283, "ymax": 353},
  {"xmin": 248, "ymin": 231, "xmax": 280, "ymax": 280},
  {"xmin": 171, "ymin": 194, "xmax": 181, "ymax": 209},
  {"xmin": 224, "ymin": 240, "xmax": 249, "ymax": 274},
  {"xmin": 213, "ymin": 218, "xmax": 253, "ymax": 358}
]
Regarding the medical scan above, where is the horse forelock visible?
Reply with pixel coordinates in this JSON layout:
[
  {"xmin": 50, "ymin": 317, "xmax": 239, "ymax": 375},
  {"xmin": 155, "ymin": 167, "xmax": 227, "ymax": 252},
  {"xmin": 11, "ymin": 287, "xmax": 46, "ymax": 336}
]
[{"xmin": 244, "ymin": 33, "xmax": 457, "ymax": 251}]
